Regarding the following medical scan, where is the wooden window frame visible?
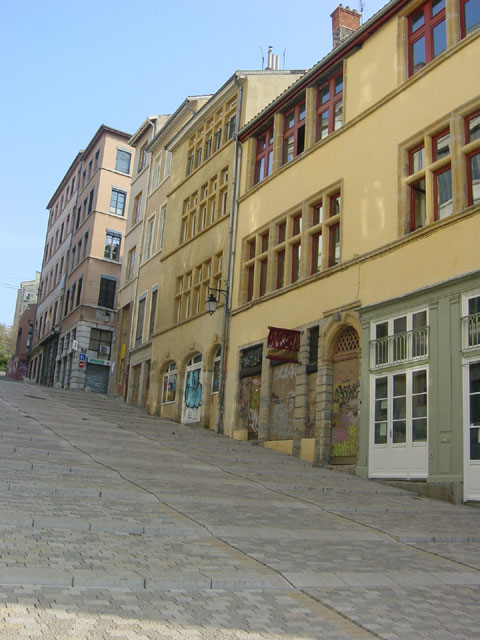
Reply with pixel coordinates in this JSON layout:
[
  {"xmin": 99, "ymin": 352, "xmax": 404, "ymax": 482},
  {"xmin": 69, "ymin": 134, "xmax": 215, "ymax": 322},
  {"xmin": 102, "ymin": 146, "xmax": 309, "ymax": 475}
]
[
  {"xmin": 433, "ymin": 163, "xmax": 452, "ymax": 220},
  {"xmin": 282, "ymin": 99, "xmax": 306, "ymax": 165},
  {"xmin": 466, "ymin": 150, "xmax": 480, "ymax": 206},
  {"xmin": 408, "ymin": 0, "xmax": 447, "ymax": 77},
  {"xmin": 316, "ymin": 72, "xmax": 343, "ymax": 141},
  {"xmin": 254, "ymin": 126, "xmax": 274, "ymax": 184},
  {"xmin": 460, "ymin": 0, "xmax": 480, "ymax": 38}
]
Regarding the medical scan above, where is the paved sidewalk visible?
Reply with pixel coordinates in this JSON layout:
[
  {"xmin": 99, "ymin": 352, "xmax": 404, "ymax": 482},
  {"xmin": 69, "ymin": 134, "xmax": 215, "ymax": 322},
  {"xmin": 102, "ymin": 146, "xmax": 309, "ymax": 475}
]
[{"xmin": 0, "ymin": 378, "xmax": 478, "ymax": 639}]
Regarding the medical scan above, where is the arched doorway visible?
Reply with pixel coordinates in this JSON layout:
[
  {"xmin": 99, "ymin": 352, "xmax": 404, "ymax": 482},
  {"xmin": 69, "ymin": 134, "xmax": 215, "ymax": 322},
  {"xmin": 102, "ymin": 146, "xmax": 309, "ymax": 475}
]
[
  {"xmin": 330, "ymin": 326, "xmax": 360, "ymax": 464},
  {"xmin": 182, "ymin": 353, "xmax": 203, "ymax": 424}
]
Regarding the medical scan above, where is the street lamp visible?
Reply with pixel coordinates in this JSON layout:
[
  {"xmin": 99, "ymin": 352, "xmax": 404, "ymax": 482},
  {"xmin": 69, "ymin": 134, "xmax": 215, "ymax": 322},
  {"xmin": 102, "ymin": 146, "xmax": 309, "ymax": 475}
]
[{"xmin": 205, "ymin": 287, "xmax": 228, "ymax": 316}]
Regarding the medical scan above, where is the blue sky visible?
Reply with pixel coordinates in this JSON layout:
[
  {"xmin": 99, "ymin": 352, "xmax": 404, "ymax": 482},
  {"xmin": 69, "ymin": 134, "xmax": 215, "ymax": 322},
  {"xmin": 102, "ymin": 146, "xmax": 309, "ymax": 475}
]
[{"xmin": 0, "ymin": 0, "xmax": 388, "ymax": 326}]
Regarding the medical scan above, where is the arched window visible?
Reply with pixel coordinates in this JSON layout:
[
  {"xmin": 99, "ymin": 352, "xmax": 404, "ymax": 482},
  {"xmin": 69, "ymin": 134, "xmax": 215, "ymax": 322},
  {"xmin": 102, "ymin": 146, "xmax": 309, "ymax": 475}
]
[
  {"xmin": 161, "ymin": 362, "xmax": 177, "ymax": 404},
  {"xmin": 212, "ymin": 347, "xmax": 221, "ymax": 393}
]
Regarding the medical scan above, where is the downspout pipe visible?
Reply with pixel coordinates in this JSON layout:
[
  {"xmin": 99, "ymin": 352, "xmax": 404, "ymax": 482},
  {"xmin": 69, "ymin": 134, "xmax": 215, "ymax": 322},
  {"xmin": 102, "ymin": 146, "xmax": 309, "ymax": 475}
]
[{"xmin": 216, "ymin": 75, "xmax": 244, "ymax": 435}]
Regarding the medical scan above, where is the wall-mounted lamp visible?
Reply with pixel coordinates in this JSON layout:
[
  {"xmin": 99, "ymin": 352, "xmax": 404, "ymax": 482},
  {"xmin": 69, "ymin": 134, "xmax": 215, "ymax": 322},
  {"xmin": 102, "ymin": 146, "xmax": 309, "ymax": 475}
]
[
  {"xmin": 206, "ymin": 287, "xmax": 228, "ymax": 316},
  {"xmin": 103, "ymin": 310, "xmax": 112, "ymax": 323}
]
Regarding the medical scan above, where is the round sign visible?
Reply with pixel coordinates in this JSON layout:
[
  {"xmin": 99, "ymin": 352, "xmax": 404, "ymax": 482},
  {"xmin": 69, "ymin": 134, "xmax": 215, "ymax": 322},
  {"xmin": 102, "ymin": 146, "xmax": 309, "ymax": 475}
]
[{"xmin": 78, "ymin": 361, "xmax": 85, "ymax": 369}]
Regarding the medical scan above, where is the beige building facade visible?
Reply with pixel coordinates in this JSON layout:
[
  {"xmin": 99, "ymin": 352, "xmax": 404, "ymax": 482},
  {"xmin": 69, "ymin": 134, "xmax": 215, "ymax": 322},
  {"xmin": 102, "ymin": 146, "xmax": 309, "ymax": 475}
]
[
  {"xmin": 53, "ymin": 125, "xmax": 134, "ymax": 393},
  {"xmin": 221, "ymin": 0, "xmax": 480, "ymax": 501}
]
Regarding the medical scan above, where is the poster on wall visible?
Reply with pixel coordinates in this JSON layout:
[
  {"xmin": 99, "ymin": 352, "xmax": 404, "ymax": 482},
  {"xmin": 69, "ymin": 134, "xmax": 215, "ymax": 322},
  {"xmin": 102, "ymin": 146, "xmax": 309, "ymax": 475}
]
[{"xmin": 266, "ymin": 326, "xmax": 301, "ymax": 363}]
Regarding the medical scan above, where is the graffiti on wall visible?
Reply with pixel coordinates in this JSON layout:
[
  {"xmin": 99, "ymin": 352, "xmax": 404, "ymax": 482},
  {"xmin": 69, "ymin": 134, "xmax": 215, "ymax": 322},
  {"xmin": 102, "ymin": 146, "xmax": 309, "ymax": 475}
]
[
  {"xmin": 183, "ymin": 367, "xmax": 202, "ymax": 423},
  {"xmin": 269, "ymin": 362, "xmax": 296, "ymax": 440},
  {"xmin": 330, "ymin": 357, "xmax": 359, "ymax": 460},
  {"xmin": 238, "ymin": 375, "xmax": 261, "ymax": 435}
]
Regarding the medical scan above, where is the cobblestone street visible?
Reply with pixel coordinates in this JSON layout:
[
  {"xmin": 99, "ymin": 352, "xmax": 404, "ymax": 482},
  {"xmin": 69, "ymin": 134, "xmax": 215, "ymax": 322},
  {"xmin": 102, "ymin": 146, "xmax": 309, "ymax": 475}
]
[{"xmin": 0, "ymin": 377, "xmax": 479, "ymax": 639}]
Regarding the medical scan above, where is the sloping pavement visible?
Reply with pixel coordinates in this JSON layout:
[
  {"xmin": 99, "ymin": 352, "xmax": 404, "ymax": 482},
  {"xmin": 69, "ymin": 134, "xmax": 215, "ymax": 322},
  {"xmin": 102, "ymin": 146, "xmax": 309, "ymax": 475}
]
[{"xmin": 0, "ymin": 377, "xmax": 478, "ymax": 639}]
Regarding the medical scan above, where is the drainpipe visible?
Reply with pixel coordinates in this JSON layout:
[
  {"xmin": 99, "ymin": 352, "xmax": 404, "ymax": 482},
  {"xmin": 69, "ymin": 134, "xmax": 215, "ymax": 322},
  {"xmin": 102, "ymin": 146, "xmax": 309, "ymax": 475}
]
[{"xmin": 216, "ymin": 74, "xmax": 244, "ymax": 434}]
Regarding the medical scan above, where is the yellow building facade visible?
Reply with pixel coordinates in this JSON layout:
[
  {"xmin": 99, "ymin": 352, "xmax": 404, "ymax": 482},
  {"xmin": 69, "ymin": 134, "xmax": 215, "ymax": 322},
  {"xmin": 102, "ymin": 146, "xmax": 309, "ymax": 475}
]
[
  {"xmin": 147, "ymin": 70, "xmax": 305, "ymax": 430},
  {"xmin": 222, "ymin": 0, "xmax": 480, "ymax": 501}
]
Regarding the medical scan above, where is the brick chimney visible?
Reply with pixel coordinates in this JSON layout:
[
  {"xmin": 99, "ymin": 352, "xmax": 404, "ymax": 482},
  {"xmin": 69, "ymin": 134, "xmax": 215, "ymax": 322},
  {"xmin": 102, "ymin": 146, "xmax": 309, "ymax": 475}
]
[{"xmin": 331, "ymin": 4, "xmax": 361, "ymax": 48}]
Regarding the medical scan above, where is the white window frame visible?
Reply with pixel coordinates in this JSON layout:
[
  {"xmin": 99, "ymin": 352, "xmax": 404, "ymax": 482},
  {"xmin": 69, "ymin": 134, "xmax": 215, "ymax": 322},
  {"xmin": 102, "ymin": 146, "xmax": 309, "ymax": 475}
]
[
  {"xmin": 151, "ymin": 152, "xmax": 162, "ymax": 191},
  {"xmin": 462, "ymin": 288, "xmax": 480, "ymax": 350},
  {"xmin": 143, "ymin": 215, "xmax": 155, "ymax": 262},
  {"xmin": 370, "ymin": 307, "xmax": 429, "ymax": 369},
  {"xmin": 157, "ymin": 203, "xmax": 167, "ymax": 251}
]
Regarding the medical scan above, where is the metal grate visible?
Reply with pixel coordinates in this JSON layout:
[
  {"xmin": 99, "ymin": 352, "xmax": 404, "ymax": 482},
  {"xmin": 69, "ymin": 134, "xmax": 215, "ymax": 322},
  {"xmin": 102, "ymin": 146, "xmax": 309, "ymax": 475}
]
[{"xmin": 334, "ymin": 327, "xmax": 359, "ymax": 354}]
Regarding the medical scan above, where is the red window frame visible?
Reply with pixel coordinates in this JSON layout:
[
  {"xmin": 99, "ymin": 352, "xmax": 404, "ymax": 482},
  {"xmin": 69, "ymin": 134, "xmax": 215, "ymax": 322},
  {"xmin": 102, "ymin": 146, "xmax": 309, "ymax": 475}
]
[
  {"xmin": 460, "ymin": 0, "xmax": 480, "ymax": 38},
  {"xmin": 246, "ymin": 265, "xmax": 254, "ymax": 302},
  {"xmin": 432, "ymin": 128, "xmax": 450, "ymax": 161},
  {"xmin": 330, "ymin": 192, "xmax": 341, "ymax": 217},
  {"xmin": 316, "ymin": 72, "xmax": 343, "ymax": 141},
  {"xmin": 466, "ymin": 150, "xmax": 480, "ymax": 206},
  {"xmin": 311, "ymin": 231, "xmax": 322, "ymax": 275},
  {"xmin": 328, "ymin": 224, "xmax": 340, "ymax": 267},
  {"xmin": 292, "ymin": 213, "xmax": 302, "ymax": 236},
  {"xmin": 409, "ymin": 178, "xmax": 426, "ymax": 231},
  {"xmin": 276, "ymin": 250, "xmax": 285, "ymax": 289},
  {"xmin": 277, "ymin": 221, "xmax": 286, "ymax": 244},
  {"xmin": 312, "ymin": 203, "xmax": 323, "ymax": 226},
  {"xmin": 261, "ymin": 232, "xmax": 269, "ymax": 253},
  {"xmin": 465, "ymin": 110, "xmax": 480, "ymax": 143},
  {"xmin": 248, "ymin": 239, "xmax": 256, "ymax": 259},
  {"xmin": 408, "ymin": 0, "xmax": 446, "ymax": 76},
  {"xmin": 259, "ymin": 259, "xmax": 267, "ymax": 296},
  {"xmin": 409, "ymin": 144, "xmax": 425, "ymax": 174},
  {"xmin": 255, "ymin": 126, "xmax": 274, "ymax": 184},
  {"xmin": 282, "ymin": 100, "xmax": 306, "ymax": 164},
  {"xmin": 433, "ymin": 163, "xmax": 452, "ymax": 220},
  {"xmin": 291, "ymin": 242, "xmax": 301, "ymax": 282}
]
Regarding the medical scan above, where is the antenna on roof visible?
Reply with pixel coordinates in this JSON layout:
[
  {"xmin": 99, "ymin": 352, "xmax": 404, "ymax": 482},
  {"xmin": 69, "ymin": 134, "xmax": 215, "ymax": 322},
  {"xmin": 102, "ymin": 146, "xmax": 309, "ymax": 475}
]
[
  {"xmin": 359, "ymin": 0, "xmax": 365, "ymax": 23},
  {"xmin": 283, "ymin": 49, "xmax": 286, "ymax": 71},
  {"xmin": 260, "ymin": 46, "xmax": 265, "ymax": 70}
]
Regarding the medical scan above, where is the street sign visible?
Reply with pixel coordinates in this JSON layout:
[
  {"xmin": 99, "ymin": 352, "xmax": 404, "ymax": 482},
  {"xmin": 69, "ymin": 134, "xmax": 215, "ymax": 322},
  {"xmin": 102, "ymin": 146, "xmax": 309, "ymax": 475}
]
[
  {"xmin": 78, "ymin": 361, "xmax": 85, "ymax": 369},
  {"xmin": 79, "ymin": 353, "xmax": 87, "ymax": 362}
]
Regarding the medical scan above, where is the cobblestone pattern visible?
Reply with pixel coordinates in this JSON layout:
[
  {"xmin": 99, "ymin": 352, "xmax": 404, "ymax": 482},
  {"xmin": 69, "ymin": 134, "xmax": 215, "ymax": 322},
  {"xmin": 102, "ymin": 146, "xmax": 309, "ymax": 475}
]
[{"xmin": 0, "ymin": 379, "xmax": 479, "ymax": 639}]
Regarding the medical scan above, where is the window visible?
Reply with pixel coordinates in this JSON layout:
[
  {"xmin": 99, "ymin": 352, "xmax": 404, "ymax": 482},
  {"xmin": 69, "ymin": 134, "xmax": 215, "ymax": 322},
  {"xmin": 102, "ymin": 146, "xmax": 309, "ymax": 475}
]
[
  {"xmin": 463, "ymin": 293, "xmax": 480, "ymax": 348},
  {"xmin": 225, "ymin": 114, "xmax": 236, "ymax": 140},
  {"xmin": 76, "ymin": 276, "xmax": 82, "ymax": 306},
  {"xmin": 466, "ymin": 111, "xmax": 480, "ymax": 206},
  {"xmin": 291, "ymin": 243, "xmax": 301, "ymax": 282},
  {"xmin": 126, "ymin": 247, "xmax": 136, "ymax": 280},
  {"xmin": 88, "ymin": 160, "xmax": 92, "ymax": 179},
  {"xmin": 162, "ymin": 362, "xmax": 177, "ymax": 404},
  {"xmin": 135, "ymin": 297, "xmax": 146, "ymax": 347},
  {"xmin": 157, "ymin": 204, "xmax": 167, "ymax": 251},
  {"xmin": 137, "ymin": 143, "xmax": 148, "ymax": 173},
  {"xmin": 133, "ymin": 192, "xmax": 142, "ymax": 225},
  {"xmin": 70, "ymin": 283, "xmax": 76, "ymax": 311},
  {"xmin": 149, "ymin": 289, "xmax": 157, "ymax": 340},
  {"xmin": 163, "ymin": 150, "xmax": 172, "ymax": 179},
  {"xmin": 307, "ymin": 326, "xmax": 319, "ymax": 374},
  {"xmin": 89, "ymin": 329, "xmax": 112, "ymax": 358},
  {"xmin": 152, "ymin": 152, "xmax": 162, "ymax": 189},
  {"xmin": 110, "ymin": 189, "xmax": 126, "ymax": 216},
  {"xmin": 371, "ymin": 310, "xmax": 429, "ymax": 368},
  {"xmin": 83, "ymin": 231, "xmax": 89, "ymax": 258},
  {"xmin": 460, "ymin": 0, "xmax": 480, "ymax": 37},
  {"xmin": 98, "ymin": 276, "xmax": 116, "ymax": 308},
  {"xmin": 212, "ymin": 347, "xmax": 221, "ymax": 393},
  {"xmin": 144, "ymin": 216, "xmax": 155, "ymax": 261},
  {"xmin": 115, "ymin": 148, "xmax": 131, "ymax": 174},
  {"xmin": 88, "ymin": 188, "xmax": 94, "ymax": 214},
  {"xmin": 317, "ymin": 72, "xmax": 343, "ymax": 141},
  {"xmin": 283, "ymin": 100, "xmax": 306, "ymax": 164},
  {"xmin": 373, "ymin": 368, "xmax": 428, "ymax": 445},
  {"xmin": 259, "ymin": 259, "xmax": 268, "ymax": 296},
  {"xmin": 408, "ymin": 0, "xmax": 446, "ymax": 76},
  {"xmin": 406, "ymin": 126, "xmax": 453, "ymax": 232},
  {"xmin": 104, "ymin": 230, "xmax": 121, "ymax": 261}
]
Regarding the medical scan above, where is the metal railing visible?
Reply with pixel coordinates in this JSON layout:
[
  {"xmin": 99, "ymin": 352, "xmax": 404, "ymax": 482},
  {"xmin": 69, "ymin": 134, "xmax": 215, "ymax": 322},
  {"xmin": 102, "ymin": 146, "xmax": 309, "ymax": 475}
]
[
  {"xmin": 371, "ymin": 327, "xmax": 429, "ymax": 368},
  {"xmin": 463, "ymin": 313, "xmax": 480, "ymax": 349}
]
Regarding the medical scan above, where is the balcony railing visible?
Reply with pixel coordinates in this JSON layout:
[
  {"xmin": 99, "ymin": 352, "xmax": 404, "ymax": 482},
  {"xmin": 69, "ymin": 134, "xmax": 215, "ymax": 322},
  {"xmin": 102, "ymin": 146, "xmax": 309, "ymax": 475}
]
[
  {"xmin": 370, "ymin": 327, "xmax": 429, "ymax": 368},
  {"xmin": 463, "ymin": 313, "xmax": 480, "ymax": 349}
]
